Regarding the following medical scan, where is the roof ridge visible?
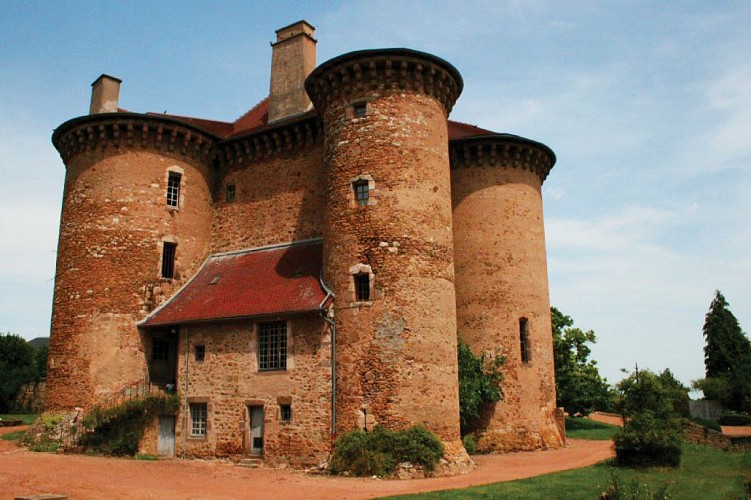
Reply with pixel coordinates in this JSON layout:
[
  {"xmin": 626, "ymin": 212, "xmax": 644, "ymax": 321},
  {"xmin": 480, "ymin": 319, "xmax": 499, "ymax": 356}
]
[
  {"xmin": 233, "ymin": 96, "xmax": 269, "ymax": 125},
  {"xmin": 210, "ymin": 237, "xmax": 323, "ymax": 259}
]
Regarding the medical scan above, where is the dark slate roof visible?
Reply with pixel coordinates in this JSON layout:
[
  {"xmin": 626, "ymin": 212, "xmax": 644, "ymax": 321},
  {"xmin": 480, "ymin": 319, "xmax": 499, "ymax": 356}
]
[{"xmin": 140, "ymin": 239, "xmax": 328, "ymax": 328}]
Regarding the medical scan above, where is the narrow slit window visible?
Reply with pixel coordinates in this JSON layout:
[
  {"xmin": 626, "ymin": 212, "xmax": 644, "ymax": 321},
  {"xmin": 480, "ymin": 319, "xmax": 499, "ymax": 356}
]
[
  {"xmin": 226, "ymin": 184, "xmax": 236, "ymax": 203},
  {"xmin": 353, "ymin": 181, "xmax": 369, "ymax": 207},
  {"xmin": 354, "ymin": 273, "xmax": 370, "ymax": 301},
  {"xmin": 353, "ymin": 102, "xmax": 367, "ymax": 118},
  {"xmin": 166, "ymin": 172, "xmax": 181, "ymax": 208},
  {"xmin": 161, "ymin": 242, "xmax": 177, "ymax": 279},
  {"xmin": 520, "ymin": 318, "xmax": 531, "ymax": 364}
]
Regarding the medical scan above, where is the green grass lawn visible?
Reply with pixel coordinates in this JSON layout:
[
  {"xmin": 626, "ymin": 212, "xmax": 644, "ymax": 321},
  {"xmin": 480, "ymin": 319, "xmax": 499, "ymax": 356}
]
[
  {"xmin": 565, "ymin": 417, "xmax": 620, "ymax": 441},
  {"xmin": 1, "ymin": 430, "xmax": 25, "ymax": 441},
  {"xmin": 384, "ymin": 445, "xmax": 751, "ymax": 499},
  {"xmin": 0, "ymin": 413, "xmax": 37, "ymax": 425}
]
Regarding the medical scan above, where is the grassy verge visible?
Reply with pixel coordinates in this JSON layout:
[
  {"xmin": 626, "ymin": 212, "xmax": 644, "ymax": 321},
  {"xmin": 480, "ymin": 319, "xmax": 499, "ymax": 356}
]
[
  {"xmin": 0, "ymin": 414, "xmax": 37, "ymax": 425},
  {"xmin": 1, "ymin": 430, "xmax": 26, "ymax": 441},
  {"xmin": 384, "ymin": 444, "xmax": 751, "ymax": 499},
  {"xmin": 565, "ymin": 417, "xmax": 619, "ymax": 441}
]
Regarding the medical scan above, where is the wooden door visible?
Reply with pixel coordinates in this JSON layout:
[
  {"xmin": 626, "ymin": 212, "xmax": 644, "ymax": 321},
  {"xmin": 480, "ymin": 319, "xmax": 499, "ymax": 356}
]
[
  {"xmin": 157, "ymin": 416, "xmax": 175, "ymax": 457},
  {"xmin": 249, "ymin": 406, "xmax": 264, "ymax": 455}
]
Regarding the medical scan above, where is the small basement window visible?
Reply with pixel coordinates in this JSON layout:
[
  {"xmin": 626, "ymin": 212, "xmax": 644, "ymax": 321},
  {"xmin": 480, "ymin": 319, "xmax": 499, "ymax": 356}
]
[
  {"xmin": 353, "ymin": 180, "xmax": 369, "ymax": 207},
  {"xmin": 226, "ymin": 184, "xmax": 236, "ymax": 203},
  {"xmin": 354, "ymin": 273, "xmax": 370, "ymax": 302},
  {"xmin": 166, "ymin": 172, "xmax": 181, "ymax": 208},
  {"xmin": 520, "ymin": 318, "xmax": 531, "ymax": 364},
  {"xmin": 280, "ymin": 404, "xmax": 292, "ymax": 423},
  {"xmin": 353, "ymin": 101, "xmax": 367, "ymax": 118},
  {"xmin": 161, "ymin": 242, "xmax": 177, "ymax": 279},
  {"xmin": 195, "ymin": 345, "xmax": 205, "ymax": 362}
]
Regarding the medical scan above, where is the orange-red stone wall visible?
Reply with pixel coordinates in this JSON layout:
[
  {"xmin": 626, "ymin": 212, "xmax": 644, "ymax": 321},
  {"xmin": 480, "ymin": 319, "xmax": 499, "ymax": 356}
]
[
  {"xmin": 321, "ymin": 92, "xmax": 461, "ymax": 442},
  {"xmin": 211, "ymin": 145, "xmax": 325, "ymax": 252},
  {"xmin": 451, "ymin": 165, "xmax": 562, "ymax": 451},
  {"xmin": 47, "ymin": 149, "xmax": 213, "ymax": 410},
  {"xmin": 174, "ymin": 315, "xmax": 331, "ymax": 467}
]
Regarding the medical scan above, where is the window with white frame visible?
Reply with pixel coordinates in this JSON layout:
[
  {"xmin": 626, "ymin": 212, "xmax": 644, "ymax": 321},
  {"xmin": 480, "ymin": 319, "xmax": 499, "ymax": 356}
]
[
  {"xmin": 190, "ymin": 403, "xmax": 207, "ymax": 437},
  {"xmin": 166, "ymin": 172, "xmax": 181, "ymax": 208}
]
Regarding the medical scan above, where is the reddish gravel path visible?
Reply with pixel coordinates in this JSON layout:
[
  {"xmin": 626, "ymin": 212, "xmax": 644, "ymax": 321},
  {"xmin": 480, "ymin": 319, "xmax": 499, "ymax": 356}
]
[{"xmin": 1, "ymin": 432, "xmax": 613, "ymax": 500}]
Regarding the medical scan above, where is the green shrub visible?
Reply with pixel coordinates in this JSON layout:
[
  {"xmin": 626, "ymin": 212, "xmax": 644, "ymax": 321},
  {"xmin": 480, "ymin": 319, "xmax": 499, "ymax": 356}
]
[
  {"xmin": 458, "ymin": 340, "xmax": 504, "ymax": 435},
  {"xmin": 600, "ymin": 468, "xmax": 672, "ymax": 499},
  {"xmin": 614, "ymin": 412, "xmax": 682, "ymax": 468},
  {"xmin": 135, "ymin": 453, "xmax": 159, "ymax": 461},
  {"xmin": 462, "ymin": 433, "xmax": 477, "ymax": 455},
  {"xmin": 719, "ymin": 413, "xmax": 751, "ymax": 426},
  {"xmin": 329, "ymin": 425, "xmax": 444, "ymax": 477},
  {"xmin": 79, "ymin": 394, "xmax": 178, "ymax": 456},
  {"xmin": 29, "ymin": 440, "xmax": 59, "ymax": 453},
  {"xmin": 689, "ymin": 416, "xmax": 721, "ymax": 432}
]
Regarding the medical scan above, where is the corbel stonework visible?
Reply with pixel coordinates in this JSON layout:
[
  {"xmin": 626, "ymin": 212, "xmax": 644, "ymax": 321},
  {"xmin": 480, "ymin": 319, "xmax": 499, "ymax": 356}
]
[{"xmin": 449, "ymin": 135, "xmax": 557, "ymax": 183}]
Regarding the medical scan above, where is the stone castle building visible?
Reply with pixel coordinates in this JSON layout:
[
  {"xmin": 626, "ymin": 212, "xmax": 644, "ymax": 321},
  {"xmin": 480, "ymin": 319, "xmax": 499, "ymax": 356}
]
[{"xmin": 47, "ymin": 21, "xmax": 562, "ymax": 468}]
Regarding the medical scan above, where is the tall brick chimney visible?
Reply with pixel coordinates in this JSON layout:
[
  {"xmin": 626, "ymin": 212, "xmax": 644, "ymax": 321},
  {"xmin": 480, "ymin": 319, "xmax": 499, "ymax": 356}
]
[
  {"xmin": 268, "ymin": 20, "xmax": 316, "ymax": 123},
  {"xmin": 89, "ymin": 74, "xmax": 122, "ymax": 114}
]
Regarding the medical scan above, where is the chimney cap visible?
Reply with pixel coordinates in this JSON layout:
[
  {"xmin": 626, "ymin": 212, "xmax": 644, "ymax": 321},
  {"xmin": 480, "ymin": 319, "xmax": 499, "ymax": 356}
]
[
  {"xmin": 91, "ymin": 74, "xmax": 122, "ymax": 87},
  {"xmin": 274, "ymin": 20, "xmax": 316, "ymax": 44}
]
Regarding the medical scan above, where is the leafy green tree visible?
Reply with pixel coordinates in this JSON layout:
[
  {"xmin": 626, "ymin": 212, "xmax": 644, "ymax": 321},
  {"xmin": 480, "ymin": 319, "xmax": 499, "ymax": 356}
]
[
  {"xmin": 698, "ymin": 291, "xmax": 751, "ymax": 411},
  {"xmin": 614, "ymin": 367, "xmax": 684, "ymax": 467},
  {"xmin": 457, "ymin": 340, "xmax": 504, "ymax": 435},
  {"xmin": 0, "ymin": 333, "xmax": 37, "ymax": 411},
  {"xmin": 551, "ymin": 307, "xmax": 613, "ymax": 414},
  {"xmin": 34, "ymin": 345, "xmax": 48, "ymax": 379}
]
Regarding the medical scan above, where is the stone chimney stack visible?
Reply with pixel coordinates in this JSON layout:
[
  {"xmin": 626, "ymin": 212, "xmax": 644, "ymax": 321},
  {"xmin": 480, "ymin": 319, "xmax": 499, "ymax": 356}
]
[
  {"xmin": 89, "ymin": 74, "xmax": 122, "ymax": 114},
  {"xmin": 268, "ymin": 21, "xmax": 317, "ymax": 123}
]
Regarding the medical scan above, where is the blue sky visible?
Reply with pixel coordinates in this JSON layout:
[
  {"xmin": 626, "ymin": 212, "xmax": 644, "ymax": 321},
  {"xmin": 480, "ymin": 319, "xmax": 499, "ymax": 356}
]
[{"xmin": 1, "ymin": 1, "xmax": 749, "ymax": 389}]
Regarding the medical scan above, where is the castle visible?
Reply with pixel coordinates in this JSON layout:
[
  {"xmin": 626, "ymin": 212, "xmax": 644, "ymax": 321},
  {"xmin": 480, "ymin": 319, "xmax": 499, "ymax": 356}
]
[{"xmin": 47, "ymin": 21, "xmax": 562, "ymax": 469}]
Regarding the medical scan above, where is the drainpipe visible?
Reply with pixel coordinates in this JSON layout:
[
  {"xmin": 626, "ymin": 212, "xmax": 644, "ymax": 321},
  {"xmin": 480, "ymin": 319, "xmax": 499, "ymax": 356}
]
[
  {"xmin": 182, "ymin": 327, "xmax": 189, "ymax": 459},
  {"xmin": 318, "ymin": 271, "xmax": 336, "ymax": 442}
]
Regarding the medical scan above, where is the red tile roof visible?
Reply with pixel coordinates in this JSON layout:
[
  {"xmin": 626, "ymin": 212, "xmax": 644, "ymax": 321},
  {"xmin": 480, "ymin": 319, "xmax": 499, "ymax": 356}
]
[
  {"xmin": 447, "ymin": 120, "xmax": 495, "ymax": 140},
  {"xmin": 144, "ymin": 97, "xmax": 496, "ymax": 140},
  {"xmin": 232, "ymin": 98, "xmax": 269, "ymax": 136},
  {"xmin": 141, "ymin": 240, "xmax": 328, "ymax": 328}
]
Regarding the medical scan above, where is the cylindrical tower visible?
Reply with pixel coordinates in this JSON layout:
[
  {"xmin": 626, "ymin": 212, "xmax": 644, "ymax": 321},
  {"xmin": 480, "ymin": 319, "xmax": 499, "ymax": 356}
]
[
  {"xmin": 47, "ymin": 101, "xmax": 216, "ymax": 409},
  {"xmin": 305, "ymin": 49, "xmax": 468, "ymax": 463},
  {"xmin": 450, "ymin": 134, "xmax": 562, "ymax": 451}
]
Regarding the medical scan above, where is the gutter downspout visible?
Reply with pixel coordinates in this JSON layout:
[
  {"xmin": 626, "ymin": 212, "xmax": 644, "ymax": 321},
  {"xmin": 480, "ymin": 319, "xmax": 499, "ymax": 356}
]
[
  {"xmin": 182, "ymin": 327, "xmax": 189, "ymax": 459},
  {"xmin": 318, "ymin": 271, "xmax": 336, "ymax": 442}
]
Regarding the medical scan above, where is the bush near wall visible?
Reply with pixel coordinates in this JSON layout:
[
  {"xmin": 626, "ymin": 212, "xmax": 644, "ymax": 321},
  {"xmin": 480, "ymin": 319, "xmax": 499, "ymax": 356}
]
[
  {"xmin": 328, "ymin": 425, "xmax": 444, "ymax": 477},
  {"xmin": 79, "ymin": 394, "xmax": 178, "ymax": 456}
]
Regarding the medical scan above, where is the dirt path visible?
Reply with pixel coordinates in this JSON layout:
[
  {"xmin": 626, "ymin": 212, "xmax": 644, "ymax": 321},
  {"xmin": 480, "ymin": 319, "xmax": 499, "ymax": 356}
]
[
  {"xmin": 1, "ymin": 439, "xmax": 613, "ymax": 499},
  {"xmin": 587, "ymin": 412, "xmax": 624, "ymax": 427}
]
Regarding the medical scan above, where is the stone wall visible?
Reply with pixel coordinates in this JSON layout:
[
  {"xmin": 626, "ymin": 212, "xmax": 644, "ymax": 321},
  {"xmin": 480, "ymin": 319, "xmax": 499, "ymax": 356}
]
[
  {"xmin": 173, "ymin": 315, "xmax": 331, "ymax": 467},
  {"xmin": 451, "ymin": 149, "xmax": 561, "ymax": 452},
  {"xmin": 47, "ymin": 146, "xmax": 214, "ymax": 410},
  {"xmin": 212, "ymin": 143, "xmax": 325, "ymax": 252},
  {"xmin": 683, "ymin": 421, "xmax": 751, "ymax": 452}
]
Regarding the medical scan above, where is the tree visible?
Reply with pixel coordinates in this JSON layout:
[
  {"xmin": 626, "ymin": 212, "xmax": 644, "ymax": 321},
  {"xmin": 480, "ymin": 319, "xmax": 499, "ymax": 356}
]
[
  {"xmin": 699, "ymin": 291, "xmax": 751, "ymax": 411},
  {"xmin": 457, "ymin": 340, "xmax": 504, "ymax": 435},
  {"xmin": 551, "ymin": 307, "xmax": 613, "ymax": 414},
  {"xmin": 613, "ymin": 367, "xmax": 685, "ymax": 467},
  {"xmin": 0, "ymin": 333, "xmax": 37, "ymax": 412}
]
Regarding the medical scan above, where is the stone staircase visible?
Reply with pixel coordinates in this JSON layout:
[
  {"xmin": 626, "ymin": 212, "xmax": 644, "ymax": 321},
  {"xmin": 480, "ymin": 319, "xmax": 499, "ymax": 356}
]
[{"xmin": 237, "ymin": 457, "xmax": 264, "ymax": 468}]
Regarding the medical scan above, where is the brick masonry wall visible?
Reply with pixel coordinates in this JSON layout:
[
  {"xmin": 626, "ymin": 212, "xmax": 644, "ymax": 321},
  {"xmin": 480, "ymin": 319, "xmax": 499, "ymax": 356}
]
[
  {"xmin": 212, "ymin": 144, "xmax": 325, "ymax": 253},
  {"xmin": 47, "ymin": 149, "xmax": 213, "ymax": 410},
  {"xmin": 173, "ymin": 315, "xmax": 332, "ymax": 467},
  {"xmin": 451, "ymin": 164, "xmax": 562, "ymax": 451},
  {"xmin": 321, "ymin": 91, "xmax": 461, "ymax": 445}
]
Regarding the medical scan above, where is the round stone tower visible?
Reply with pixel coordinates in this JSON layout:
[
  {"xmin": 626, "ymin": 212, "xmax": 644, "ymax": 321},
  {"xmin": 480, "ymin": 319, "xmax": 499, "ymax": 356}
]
[
  {"xmin": 305, "ymin": 49, "xmax": 469, "ymax": 464},
  {"xmin": 47, "ymin": 76, "xmax": 216, "ymax": 409},
  {"xmin": 450, "ymin": 134, "xmax": 562, "ymax": 451}
]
